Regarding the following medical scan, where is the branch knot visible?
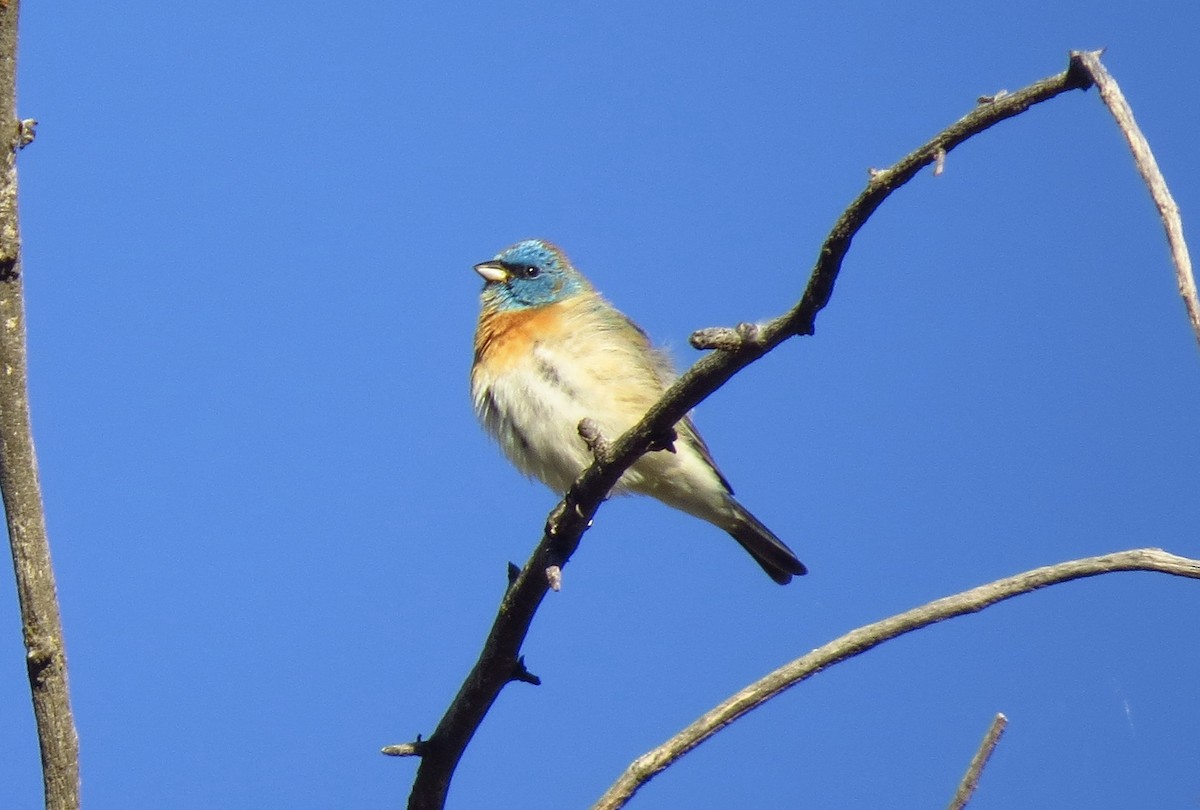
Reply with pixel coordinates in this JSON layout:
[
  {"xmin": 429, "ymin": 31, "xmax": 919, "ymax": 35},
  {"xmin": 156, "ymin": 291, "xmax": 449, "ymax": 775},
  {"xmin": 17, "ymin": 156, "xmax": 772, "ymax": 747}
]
[
  {"xmin": 381, "ymin": 734, "xmax": 430, "ymax": 758},
  {"xmin": 690, "ymin": 322, "xmax": 766, "ymax": 352}
]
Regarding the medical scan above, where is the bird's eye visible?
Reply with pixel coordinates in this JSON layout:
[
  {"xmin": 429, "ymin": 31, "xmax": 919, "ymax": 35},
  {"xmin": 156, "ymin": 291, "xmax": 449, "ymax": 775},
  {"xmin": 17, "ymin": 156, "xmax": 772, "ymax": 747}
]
[{"xmin": 521, "ymin": 265, "xmax": 541, "ymax": 279}]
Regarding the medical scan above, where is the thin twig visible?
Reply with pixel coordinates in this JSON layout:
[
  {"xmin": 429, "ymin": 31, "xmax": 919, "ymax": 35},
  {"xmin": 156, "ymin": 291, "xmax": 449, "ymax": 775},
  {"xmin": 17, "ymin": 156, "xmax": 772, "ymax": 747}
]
[
  {"xmin": 0, "ymin": 3, "xmax": 82, "ymax": 809},
  {"xmin": 592, "ymin": 550, "xmax": 1200, "ymax": 810},
  {"xmin": 948, "ymin": 713, "xmax": 1008, "ymax": 810},
  {"xmin": 1071, "ymin": 50, "xmax": 1200, "ymax": 350},
  {"xmin": 399, "ymin": 54, "xmax": 1095, "ymax": 810}
]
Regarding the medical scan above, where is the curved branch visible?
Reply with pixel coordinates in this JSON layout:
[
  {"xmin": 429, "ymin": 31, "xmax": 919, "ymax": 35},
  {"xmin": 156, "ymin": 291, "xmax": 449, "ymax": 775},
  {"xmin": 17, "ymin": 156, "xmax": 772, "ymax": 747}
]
[
  {"xmin": 0, "ymin": 3, "xmax": 82, "ymax": 809},
  {"xmin": 399, "ymin": 53, "xmax": 1095, "ymax": 810},
  {"xmin": 592, "ymin": 549, "xmax": 1200, "ymax": 810},
  {"xmin": 1071, "ymin": 50, "xmax": 1200, "ymax": 350}
]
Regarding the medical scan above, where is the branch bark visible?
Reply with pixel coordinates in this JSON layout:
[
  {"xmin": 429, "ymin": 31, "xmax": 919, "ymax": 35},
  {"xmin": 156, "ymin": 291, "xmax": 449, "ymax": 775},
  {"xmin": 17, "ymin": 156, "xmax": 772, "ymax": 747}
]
[
  {"xmin": 947, "ymin": 712, "xmax": 1008, "ymax": 810},
  {"xmin": 0, "ymin": 4, "xmax": 82, "ymax": 809},
  {"xmin": 592, "ymin": 549, "xmax": 1200, "ymax": 810},
  {"xmin": 397, "ymin": 53, "xmax": 1096, "ymax": 810},
  {"xmin": 1071, "ymin": 50, "xmax": 1200, "ymax": 350}
]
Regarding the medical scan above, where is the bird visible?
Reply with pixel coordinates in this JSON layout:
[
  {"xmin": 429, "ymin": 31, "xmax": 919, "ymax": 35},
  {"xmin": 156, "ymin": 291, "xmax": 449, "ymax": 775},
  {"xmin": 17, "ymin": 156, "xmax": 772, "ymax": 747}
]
[{"xmin": 470, "ymin": 239, "xmax": 807, "ymax": 584}]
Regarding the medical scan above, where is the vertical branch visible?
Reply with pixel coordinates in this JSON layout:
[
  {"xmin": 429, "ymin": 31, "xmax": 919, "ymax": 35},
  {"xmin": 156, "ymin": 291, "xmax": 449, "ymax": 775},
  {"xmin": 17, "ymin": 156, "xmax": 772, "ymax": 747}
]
[{"xmin": 0, "ymin": 3, "xmax": 82, "ymax": 809}]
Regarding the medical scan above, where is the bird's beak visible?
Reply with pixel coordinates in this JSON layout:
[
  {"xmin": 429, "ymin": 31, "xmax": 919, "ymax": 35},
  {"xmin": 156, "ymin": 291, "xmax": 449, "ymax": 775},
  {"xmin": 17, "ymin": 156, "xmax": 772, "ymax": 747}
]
[{"xmin": 473, "ymin": 261, "xmax": 509, "ymax": 284}]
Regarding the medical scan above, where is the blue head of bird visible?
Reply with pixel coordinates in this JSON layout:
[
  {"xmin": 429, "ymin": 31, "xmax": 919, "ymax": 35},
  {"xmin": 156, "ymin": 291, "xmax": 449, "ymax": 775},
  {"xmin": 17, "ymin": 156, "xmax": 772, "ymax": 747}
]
[{"xmin": 474, "ymin": 239, "xmax": 590, "ymax": 312}]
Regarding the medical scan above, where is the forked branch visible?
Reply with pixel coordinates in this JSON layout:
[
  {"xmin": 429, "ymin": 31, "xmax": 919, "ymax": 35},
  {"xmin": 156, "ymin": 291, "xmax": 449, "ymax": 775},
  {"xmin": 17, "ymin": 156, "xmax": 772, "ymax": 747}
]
[{"xmin": 398, "ymin": 53, "xmax": 1099, "ymax": 810}]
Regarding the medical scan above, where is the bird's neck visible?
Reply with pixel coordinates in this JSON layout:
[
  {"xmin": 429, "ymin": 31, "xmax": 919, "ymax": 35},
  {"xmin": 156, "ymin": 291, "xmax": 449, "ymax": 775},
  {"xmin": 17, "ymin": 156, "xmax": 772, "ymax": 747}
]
[{"xmin": 473, "ymin": 299, "xmax": 576, "ymax": 373}]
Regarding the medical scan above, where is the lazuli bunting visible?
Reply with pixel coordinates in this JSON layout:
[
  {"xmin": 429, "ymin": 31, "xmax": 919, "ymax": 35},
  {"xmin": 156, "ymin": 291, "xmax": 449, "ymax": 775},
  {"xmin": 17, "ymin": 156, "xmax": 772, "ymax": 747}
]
[{"xmin": 470, "ymin": 239, "xmax": 806, "ymax": 584}]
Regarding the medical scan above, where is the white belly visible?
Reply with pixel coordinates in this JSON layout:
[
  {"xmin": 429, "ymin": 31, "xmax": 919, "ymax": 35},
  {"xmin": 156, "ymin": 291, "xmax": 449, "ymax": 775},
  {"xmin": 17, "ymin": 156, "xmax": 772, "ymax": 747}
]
[{"xmin": 471, "ymin": 344, "xmax": 735, "ymax": 528}]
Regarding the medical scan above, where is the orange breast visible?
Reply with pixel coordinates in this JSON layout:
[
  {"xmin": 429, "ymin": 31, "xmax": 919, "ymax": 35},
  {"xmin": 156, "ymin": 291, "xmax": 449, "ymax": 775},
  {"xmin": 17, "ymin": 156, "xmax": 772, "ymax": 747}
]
[{"xmin": 474, "ymin": 302, "xmax": 570, "ymax": 373}]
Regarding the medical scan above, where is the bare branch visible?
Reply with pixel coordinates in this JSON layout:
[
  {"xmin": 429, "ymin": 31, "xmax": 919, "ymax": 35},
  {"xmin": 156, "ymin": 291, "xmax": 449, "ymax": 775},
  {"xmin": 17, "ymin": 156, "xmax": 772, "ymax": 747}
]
[
  {"xmin": 593, "ymin": 550, "xmax": 1200, "ymax": 810},
  {"xmin": 1071, "ymin": 50, "xmax": 1200, "ymax": 350},
  {"xmin": 400, "ymin": 54, "xmax": 1095, "ymax": 810},
  {"xmin": 0, "ymin": 3, "xmax": 82, "ymax": 808},
  {"xmin": 948, "ymin": 713, "xmax": 1008, "ymax": 810}
]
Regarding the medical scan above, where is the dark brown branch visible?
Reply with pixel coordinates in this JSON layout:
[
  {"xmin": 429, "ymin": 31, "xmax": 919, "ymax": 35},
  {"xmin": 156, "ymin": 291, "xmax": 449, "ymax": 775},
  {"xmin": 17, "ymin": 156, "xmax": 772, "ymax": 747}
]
[
  {"xmin": 1071, "ymin": 50, "xmax": 1200, "ymax": 350},
  {"xmin": 509, "ymin": 655, "xmax": 541, "ymax": 686},
  {"xmin": 948, "ymin": 713, "xmax": 1008, "ymax": 810},
  {"xmin": 592, "ymin": 550, "xmax": 1200, "ymax": 809},
  {"xmin": 0, "ymin": 4, "xmax": 81, "ymax": 809},
  {"xmin": 400, "ymin": 54, "xmax": 1094, "ymax": 810}
]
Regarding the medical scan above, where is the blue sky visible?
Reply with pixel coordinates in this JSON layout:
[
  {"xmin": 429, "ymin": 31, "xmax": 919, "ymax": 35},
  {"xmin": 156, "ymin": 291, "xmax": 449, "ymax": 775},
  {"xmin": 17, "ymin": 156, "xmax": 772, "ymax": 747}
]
[{"xmin": 2, "ymin": 2, "xmax": 1198, "ymax": 808}]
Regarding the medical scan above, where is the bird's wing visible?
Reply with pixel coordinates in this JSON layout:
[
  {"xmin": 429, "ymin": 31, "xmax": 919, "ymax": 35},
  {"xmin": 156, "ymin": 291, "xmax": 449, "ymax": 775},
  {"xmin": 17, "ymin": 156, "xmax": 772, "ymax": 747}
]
[
  {"xmin": 609, "ymin": 308, "xmax": 737, "ymax": 496},
  {"xmin": 678, "ymin": 415, "xmax": 734, "ymax": 495}
]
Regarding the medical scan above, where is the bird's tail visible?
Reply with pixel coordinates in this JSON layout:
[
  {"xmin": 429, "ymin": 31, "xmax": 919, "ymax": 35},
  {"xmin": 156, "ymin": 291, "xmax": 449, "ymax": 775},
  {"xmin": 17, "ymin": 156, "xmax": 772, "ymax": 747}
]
[{"xmin": 726, "ymin": 502, "xmax": 807, "ymax": 585}]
